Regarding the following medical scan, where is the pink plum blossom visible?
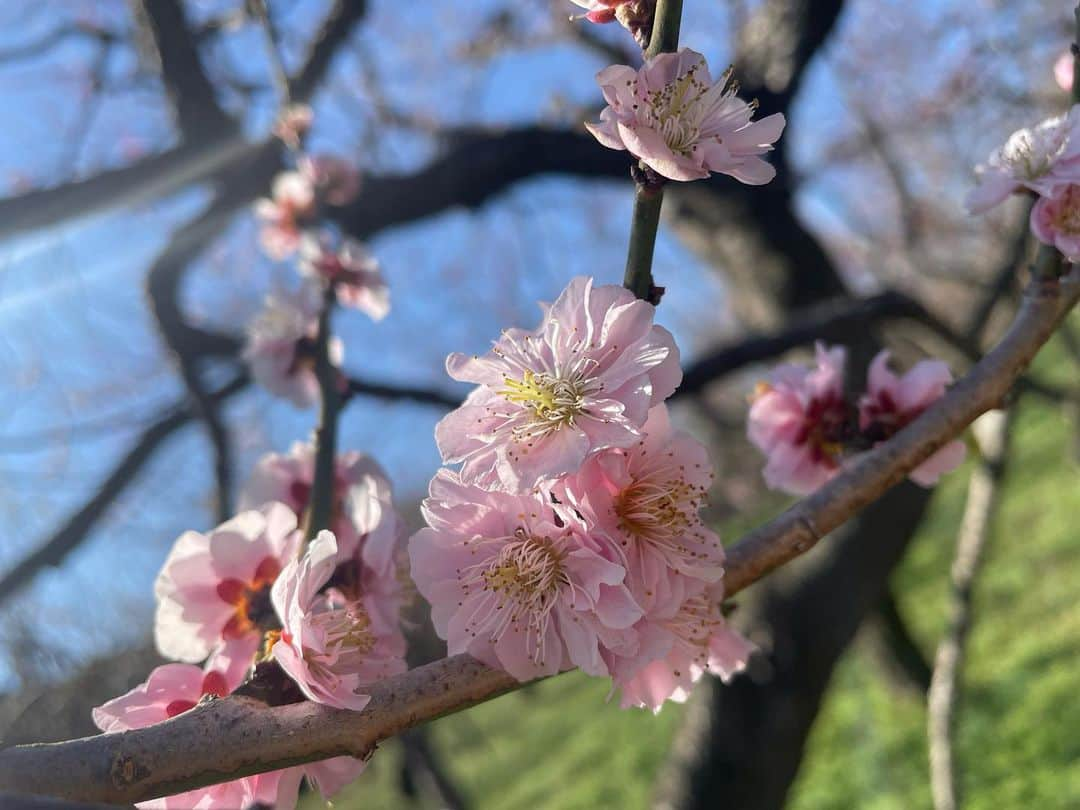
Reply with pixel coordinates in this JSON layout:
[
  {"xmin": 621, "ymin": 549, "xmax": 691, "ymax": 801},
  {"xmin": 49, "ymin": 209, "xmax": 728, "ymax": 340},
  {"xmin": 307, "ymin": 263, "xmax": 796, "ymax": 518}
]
[
  {"xmin": 554, "ymin": 405, "xmax": 723, "ymax": 617},
  {"xmin": 239, "ymin": 441, "xmax": 403, "ymax": 580},
  {"xmin": 859, "ymin": 351, "xmax": 966, "ymax": 487},
  {"xmin": 271, "ymin": 530, "xmax": 407, "ymax": 710},
  {"xmin": 93, "ymin": 663, "xmax": 362, "ymax": 809},
  {"xmin": 92, "ymin": 663, "xmax": 275, "ymax": 809},
  {"xmin": 409, "ymin": 471, "xmax": 644, "ymax": 681},
  {"xmin": 154, "ymin": 502, "xmax": 300, "ymax": 686},
  {"xmin": 300, "ymin": 154, "xmax": 361, "ymax": 206},
  {"xmin": 587, "ymin": 48, "xmax": 785, "ymax": 183},
  {"xmin": 1055, "ymin": 50, "xmax": 1074, "ymax": 93},
  {"xmin": 747, "ymin": 343, "xmax": 851, "ymax": 496},
  {"xmin": 244, "ymin": 289, "xmax": 344, "ymax": 409},
  {"xmin": 435, "ymin": 276, "xmax": 681, "ymax": 491},
  {"xmin": 272, "ymin": 103, "xmax": 314, "ymax": 149},
  {"xmin": 569, "ymin": 0, "xmax": 630, "ymax": 23},
  {"xmin": 254, "ymin": 171, "xmax": 316, "ymax": 259},
  {"xmin": 1030, "ymin": 183, "xmax": 1080, "ymax": 260},
  {"xmin": 965, "ymin": 107, "xmax": 1080, "ymax": 214},
  {"xmin": 299, "ymin": 233, "xmax": 390, "ymax": 320},
  {"xmin": 611, "ymin": 583, "xmax": 753, "ymax": 712}
]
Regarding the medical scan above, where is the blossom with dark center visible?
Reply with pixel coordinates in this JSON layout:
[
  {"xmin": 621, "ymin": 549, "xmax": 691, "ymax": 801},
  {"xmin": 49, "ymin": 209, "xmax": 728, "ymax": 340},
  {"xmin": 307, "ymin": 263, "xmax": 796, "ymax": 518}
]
[
  {"xmin": 153, "ymin": 502, "xmax": 300, "ymax": 687},
  {"xmin": 747, "ymin": 342, "xmax": 852, "ymax": 495}
]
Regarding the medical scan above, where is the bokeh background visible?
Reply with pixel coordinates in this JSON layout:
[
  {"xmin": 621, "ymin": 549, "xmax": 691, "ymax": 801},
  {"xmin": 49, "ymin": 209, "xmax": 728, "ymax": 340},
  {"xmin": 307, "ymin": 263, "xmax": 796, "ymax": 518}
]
[{"xmin": 0, "ymin": 1, "xmax": 1077, "ymax": 808}]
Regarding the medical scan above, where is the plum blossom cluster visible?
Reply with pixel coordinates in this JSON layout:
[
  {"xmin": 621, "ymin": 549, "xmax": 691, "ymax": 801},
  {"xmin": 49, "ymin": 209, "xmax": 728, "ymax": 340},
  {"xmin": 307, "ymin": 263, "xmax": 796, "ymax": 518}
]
[
  {"xmin": 747, "ymin": 343, "xmax": 966, "ymax": 496},
  {"xmin": 966, "ymin": 106, "xmax": 1080, "ymax": 260},
  {"xmin": 586, "ymin": 47, "xmax": 785, "ymax": 184},
  {"xmin": 94, "ymin": 441, "xmax": 409, "ymax": 808},
  {"xmin": 410, "ymin": 276, "xmax": 752, "ymax": 711},
  {"xmin": 245, "ymin": 107, "xmax": 389, "ymax": 407}
]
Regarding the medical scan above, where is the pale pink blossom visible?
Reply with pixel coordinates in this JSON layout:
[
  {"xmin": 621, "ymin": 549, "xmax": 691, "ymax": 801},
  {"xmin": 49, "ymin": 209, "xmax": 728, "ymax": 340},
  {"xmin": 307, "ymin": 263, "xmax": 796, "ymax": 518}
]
[
  {"xmin": 965, "ymin": 107, "xmax": 1080, "ymax": 214},
  {"xmin": 554, "ymin": 405, "xmax": 723, "ymax": 617},
  {"xmin": 410, "ymin": 471, "xmax": 643, "ymax": 681},
  {"xmin": 154, "ymin": 502, "xmax": 300, "ymax": 686},
  {"xmin": 244, "ymin": 290, "xmax": 344, "ymax": 409},
  {"xmin": 272, "ymin": 103, "xmax": 314, "ymax": 149},
  {"xmin": 747, "ymin": 343, "xmax": 850, "ymax": 496},
  {"xmin": 239, "ymin": 441, "xmax": 403, "ymax": 580},
  {"xmin": 271, "ymin": 530, "xmax": 407, "ymax": 710},
  {"xmin": 611, "ymin": 583, "xmax": 753, "ymax": 712},
  {"xmin": 254, "ymin": 171, "xmax": 316, "ymax": 259},
  {"xmin": 587, "ymin": 48, "xmax": 785, "ymax": 183},
  {"xmin": 299, "ymin": 233, "xmax": 390, "ymax": 320},
  {"xmin": 859, "ymin": 351, "xmax": 965, "ymax": 486},
  {"xmin": 93, "ymin": 663, "xmax": 362, "ymax": 809},
  {"xmin": 436, "ymin": 276, "xmax": 681, "ymax": 491},
  {"xmin": 300, "ymin": 154, "xmax": 361, "ymax": 206},
  {"xmin": 569, "ymin": 0, "xmax": 630, "ymax": 23},
  {"xmin": 92, "ymin": 663, "xmax": 273, "ymax": 809},
  {"xmin": 1055, "ymin": 50, "xmax": 1074, "ymax": 93},
  {"xmin": 1030, "ymin": 183, "xmax": 1080, "ymax": 260}
]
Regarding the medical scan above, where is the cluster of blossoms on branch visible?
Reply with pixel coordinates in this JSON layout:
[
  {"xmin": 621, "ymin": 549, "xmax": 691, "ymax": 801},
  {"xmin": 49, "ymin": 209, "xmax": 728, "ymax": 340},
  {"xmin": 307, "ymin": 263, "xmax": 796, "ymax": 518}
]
[
  {"xmin": 966, "ymin": 105, "xmax": 1080, "ymax": 259},
  {"xmin": 409, "ymin": 276, "xmax": 753, "ymax": 710},
  {"xmin": 95, "ymin": 444, "xmax": 408, "ymax": 808},
  {"xmin": 747, "ymin": 343, "xmax": 966, "ymax": 496},
  {"xmin": 245, "ymin": 104, "xmax": 389, "ymax": 408},
  {"xmin": 91, "ymin": 106, "xmax": 408, "ymax": 809}
]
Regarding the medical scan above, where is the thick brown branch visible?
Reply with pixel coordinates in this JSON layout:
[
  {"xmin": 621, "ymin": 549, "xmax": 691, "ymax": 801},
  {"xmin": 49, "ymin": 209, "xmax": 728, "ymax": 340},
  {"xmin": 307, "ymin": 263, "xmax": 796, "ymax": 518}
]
[{"xmin": 0, "ymin": 271, "xmax": 1074, "ymax": 805}]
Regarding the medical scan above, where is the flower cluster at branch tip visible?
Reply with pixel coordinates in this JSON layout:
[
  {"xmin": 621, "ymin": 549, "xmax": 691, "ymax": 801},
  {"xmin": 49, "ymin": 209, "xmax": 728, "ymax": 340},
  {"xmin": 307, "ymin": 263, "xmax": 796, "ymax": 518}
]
[
  {"xmin": 245, "ymin": 106, "xmax": 390, "ymax": 407},
  {"xmin": 966, "ymin": 105, "xmax": 1080, "ymax": 258},
  {"xmin": 412, "ymin": 276, "xmax": 751, "ymax": 711},
  {"xmin": 587, "ymin": 48, "xmax": 785, "ymax": 183},
  {"xmin": 97, "ymin": 437, "xmax": 408, "ymax": 808},
  {"xmin": 747, "ymin": 342, "xmax": 965, "ymax": 496}
]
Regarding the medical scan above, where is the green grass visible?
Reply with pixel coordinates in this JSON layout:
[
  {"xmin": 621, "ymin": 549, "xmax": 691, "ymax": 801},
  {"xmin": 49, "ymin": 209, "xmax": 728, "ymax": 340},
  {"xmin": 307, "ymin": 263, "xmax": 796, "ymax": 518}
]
[{"xmin": 316, "ymin": 331, "xmax": 1079, "ymax": 810}]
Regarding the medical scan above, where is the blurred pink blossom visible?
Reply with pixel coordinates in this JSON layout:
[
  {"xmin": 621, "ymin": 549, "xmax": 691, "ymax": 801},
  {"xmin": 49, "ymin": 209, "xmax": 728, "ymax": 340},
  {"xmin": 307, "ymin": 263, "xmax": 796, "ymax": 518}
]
[
  {"xmin": 747, "ymin": 343, "xmax": 850, "ymax": 496},
  {"xmin": 859, "ymin": 351, "xmax": 965, "ymax": 486},
  {"xmin": 409, "ymin": 471, "xmax": 643, "ymax": 681},
  {"xmin": 435, "ymin": 276, "xmax": 681, "ymax": 491},
  {"xmin": 254, "ymin": 171, "xmax": 316, "ymax": 259},
  {"xmin": 244, "ymin": 289, "xmax": 343, "ymax": 409},
  {"xmin": 239, "ymin": 441, "xmax": 403, "ymax": 579},
  {"xmin": 611, "ymin": 584, "xmax": 753, "ymax": 712},
  {"xmin": 299, "ymin": 233, "xmax": 390, "ymax": 320},
  {"xmin": 554, "ymin": 405, "xmax": 723, "ymax": 617},
  {"xmin": 271, "ymin": 531, "xmax": 407, "ymax": 710},
  {"xmin": 965, "ymin": 107, "xmax": 1080, "ymax": 214},
  {"xmin": 569, "ymin": 0, "xmax": 629, "ymax": 23},
  {"xmin": 300, "ymin": 154, "xmax": 361, "ymax": 206},
  {"xmin": 273, "ymin": 103, "xmax": 314, "ymax": 149},
  {"xmin": 1055, "ymin": 50, "xmax": 1074, "ymax": 92},
  {"xmin": 587, "ymin": 48, "xmax": 785, "ymax": 183},
  {"xmin": 1030, "ymin": 183, "xmax": 1080, "ymax": 260},
  {"xmin": 153, "ymin": 502, "xmax": 299, "ymax": 686}
]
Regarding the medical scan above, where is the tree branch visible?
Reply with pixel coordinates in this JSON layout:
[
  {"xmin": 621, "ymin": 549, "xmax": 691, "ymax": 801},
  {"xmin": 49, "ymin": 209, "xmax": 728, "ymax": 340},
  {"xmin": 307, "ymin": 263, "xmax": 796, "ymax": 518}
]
[
  {"xmin": 1, "ymin": 270, "xmax": 1073, "ymax": 805},
  {"xmin": 928, "ymin": 409, "xmax": 1013, "ymax": 810},
  {"xmin": 0, "ymin": 373, "xmax": 249, "ymax": 607}
]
